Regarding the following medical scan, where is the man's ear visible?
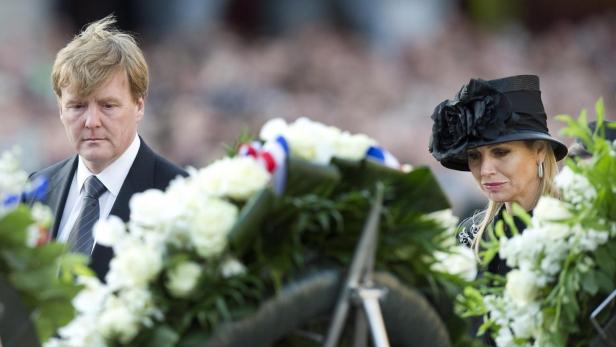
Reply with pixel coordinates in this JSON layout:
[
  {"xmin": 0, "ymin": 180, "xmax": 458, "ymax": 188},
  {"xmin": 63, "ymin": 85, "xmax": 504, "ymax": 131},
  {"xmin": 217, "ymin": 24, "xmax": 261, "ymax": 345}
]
[
  {"xmin": 57, "ymin": 97, "xmax": 63, "ymax": 116},
  {"xmin": 135, "ymin": 96, "xmax": 145, "ymax": 122}
]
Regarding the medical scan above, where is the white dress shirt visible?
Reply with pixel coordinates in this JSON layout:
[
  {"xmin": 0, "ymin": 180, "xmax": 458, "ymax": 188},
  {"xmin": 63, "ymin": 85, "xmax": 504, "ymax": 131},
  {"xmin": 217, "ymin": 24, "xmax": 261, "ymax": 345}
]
[{"xmin": 57, "ymin": 135, "xmax": 141, "ymax": 252}]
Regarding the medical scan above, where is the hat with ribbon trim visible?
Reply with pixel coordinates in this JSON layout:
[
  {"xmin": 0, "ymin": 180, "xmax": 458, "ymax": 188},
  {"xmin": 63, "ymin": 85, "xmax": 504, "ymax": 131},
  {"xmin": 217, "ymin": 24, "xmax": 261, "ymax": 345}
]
[{"xmin": 429, "ymin": 74, "xmax": 568, "ymax": 171}]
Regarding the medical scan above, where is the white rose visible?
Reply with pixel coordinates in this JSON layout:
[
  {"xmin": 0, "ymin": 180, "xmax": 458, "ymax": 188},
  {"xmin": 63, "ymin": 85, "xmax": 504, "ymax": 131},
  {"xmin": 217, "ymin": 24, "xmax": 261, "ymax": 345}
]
[
  {"xmin": 533, "ymin": 197, "xmax": 571, "ymax": 223},
  {"xmin": 119, "ymin": 286, "xmax": 154, "ymax": 314},
  {"xmin": 196, "ymin": 157, "xmax": 270, "ymax": 201},
  {"xmin": 494, "ymin": 327, "xmax": 516, "ymax": 347},
  {"xmin": 431, "ymin": 246, "xmax": 477, "ymax": 281},
  {"xmin": 260, "ymin": 118, "xmax": 289, "ymax": 141},
  {"xmin": 93, "ymin": 216, "xmax": 127, "ymax": 248},
  {"xmin": 31, "ymin": 202, "xmax": 53, "ymax": 229},
  {"xmin": 73, "ymin": 277, "xmax": 108, "ymax": 315},
  {"xmin": 554, "ymin": 166, "xmax": 597, "ymax": 205},
  {"xmin": 129, "ymin": 189, "xmax": 177, "ymax": 229},
  {"xmin": 56, "ymin": 314, "xmax": 107, "ymax": 347},
  {"xmin": 333, "ymin": 132, "xmax": 376, "ymax": 161},
  {"xmin": 106, "ymin": 241, "xmax": 162, "ymax": 289},
  {"xmin": 166, "ymin": 261, "xmax": 202, "ymax": 298},
  {"xmin": 188, "ymin": 197, "xmax": 238, "ymax": 258},
  {"xmin": 220, "ymin": 258, "xmax": 246, "ymax": 278},
  {"xmin": 286, "ymin": 118, "xmax": 340, "ymax": 163},
  {"xmin": 98, "ymin": 297, "xmax": 140, "ymax": 344},
  {"xmin": 505, "ymin": 270, "xmax": 539, "ymax": 306}
]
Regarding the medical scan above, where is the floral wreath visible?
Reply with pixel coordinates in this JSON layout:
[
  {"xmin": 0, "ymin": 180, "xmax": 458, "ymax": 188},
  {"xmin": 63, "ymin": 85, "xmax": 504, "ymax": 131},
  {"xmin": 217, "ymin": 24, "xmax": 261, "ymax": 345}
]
[{"xmin": 45, "ymin": 117, "xmax": 476, "ymax": 347}]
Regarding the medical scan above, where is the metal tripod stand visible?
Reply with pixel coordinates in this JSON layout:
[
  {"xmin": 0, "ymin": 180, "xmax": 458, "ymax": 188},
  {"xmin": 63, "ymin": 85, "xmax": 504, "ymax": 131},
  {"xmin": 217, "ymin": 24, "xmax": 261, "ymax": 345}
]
[{"xmin": 323, "ymin": 183, "xmax": 390, "ymax": 347}]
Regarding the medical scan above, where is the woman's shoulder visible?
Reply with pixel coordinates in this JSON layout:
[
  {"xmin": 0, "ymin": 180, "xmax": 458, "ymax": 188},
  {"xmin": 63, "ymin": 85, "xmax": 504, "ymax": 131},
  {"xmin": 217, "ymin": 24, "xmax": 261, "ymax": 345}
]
[{"xmin": 457, "ymin": 210, "xmax": 486, "ymax": 248}]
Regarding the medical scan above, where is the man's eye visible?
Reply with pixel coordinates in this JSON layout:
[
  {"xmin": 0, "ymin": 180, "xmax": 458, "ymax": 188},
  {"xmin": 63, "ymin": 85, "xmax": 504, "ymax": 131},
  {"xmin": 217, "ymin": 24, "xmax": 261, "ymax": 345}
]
[{"xmin": 68, "ymin": 104, "xmax": 84, "ymax": 109}]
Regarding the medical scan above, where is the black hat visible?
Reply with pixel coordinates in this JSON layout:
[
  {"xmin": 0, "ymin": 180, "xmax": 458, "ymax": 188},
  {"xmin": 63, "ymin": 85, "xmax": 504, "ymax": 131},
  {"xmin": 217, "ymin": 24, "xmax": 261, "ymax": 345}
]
[
  {"xmin": 568, "ymin": 121, "xmax": 616, "ymax": 158},
  {"xmin": 429, "ymin": 74, "xmax": 568, "ymax": 171}
]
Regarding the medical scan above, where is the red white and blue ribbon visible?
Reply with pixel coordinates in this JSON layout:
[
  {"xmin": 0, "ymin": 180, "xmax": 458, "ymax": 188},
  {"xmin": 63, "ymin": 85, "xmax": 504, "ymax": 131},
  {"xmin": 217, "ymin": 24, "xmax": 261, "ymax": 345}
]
[
  {"xmin": 239, "ymin": 135, "xmax": 289, "ymax": 194},
  {"xmin": 365, "ymin": 146, "xmax": 400, "ymax": 169}
]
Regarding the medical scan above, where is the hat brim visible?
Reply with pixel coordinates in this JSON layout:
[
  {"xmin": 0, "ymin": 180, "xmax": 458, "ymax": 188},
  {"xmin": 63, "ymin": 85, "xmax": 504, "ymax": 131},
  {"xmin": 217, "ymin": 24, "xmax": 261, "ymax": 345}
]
[{"xmin": 440, "ymin": 130, "xmax": 568, "ymax": 171}]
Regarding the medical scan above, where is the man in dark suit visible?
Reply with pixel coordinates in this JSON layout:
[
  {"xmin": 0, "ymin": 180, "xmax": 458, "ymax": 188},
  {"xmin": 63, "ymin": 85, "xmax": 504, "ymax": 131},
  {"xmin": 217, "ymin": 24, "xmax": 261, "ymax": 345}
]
[{"xmin": 26, "ymin": 15, "xmax": 187, "ymax": 281}]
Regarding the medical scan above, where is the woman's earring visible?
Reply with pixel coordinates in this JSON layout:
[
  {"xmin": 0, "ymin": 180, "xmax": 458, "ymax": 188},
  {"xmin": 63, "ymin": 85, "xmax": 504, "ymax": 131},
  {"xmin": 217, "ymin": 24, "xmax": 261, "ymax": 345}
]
[{"xmin": 537, "ymin": 162, "xmax": 544, "ymax": 178}]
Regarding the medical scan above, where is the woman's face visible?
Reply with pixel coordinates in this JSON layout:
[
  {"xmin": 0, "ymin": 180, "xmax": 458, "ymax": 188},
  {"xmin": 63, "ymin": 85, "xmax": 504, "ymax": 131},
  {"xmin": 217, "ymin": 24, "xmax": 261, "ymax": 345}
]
[{"xmin": 467, "ymin": 141, "xmax": 545, "ymax": 211}]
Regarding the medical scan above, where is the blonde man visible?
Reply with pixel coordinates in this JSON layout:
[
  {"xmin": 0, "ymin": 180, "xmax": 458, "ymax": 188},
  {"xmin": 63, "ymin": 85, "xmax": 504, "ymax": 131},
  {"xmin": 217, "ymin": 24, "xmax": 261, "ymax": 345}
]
[{"xmin": 27, "ymin": 16, "xmax": 187, "ymax": 281}]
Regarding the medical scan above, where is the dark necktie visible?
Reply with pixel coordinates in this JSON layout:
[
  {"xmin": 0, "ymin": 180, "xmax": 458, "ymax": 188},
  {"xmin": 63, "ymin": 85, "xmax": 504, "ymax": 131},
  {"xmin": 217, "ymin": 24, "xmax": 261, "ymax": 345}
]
[{"xmin": 68, "ymin": 175, "xmax": 107, "ymax": 254}]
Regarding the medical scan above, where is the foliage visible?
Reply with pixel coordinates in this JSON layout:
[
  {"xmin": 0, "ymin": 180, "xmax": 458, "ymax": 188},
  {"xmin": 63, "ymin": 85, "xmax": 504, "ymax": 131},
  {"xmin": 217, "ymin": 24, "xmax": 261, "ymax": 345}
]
[
  {"xmin": 457, "ymin": 99, "xmax": 616, "ymax": 346},
  {"xmin": 0, "ymin": 149, "xmax": 91, "ymax": 343}
]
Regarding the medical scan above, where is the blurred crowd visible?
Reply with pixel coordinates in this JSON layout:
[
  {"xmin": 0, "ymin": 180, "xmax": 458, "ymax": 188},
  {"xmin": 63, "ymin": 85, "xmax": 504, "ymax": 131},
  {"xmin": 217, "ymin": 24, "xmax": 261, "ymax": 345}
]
[{"xmin": 1, "ymin": 1, "xmax": 615, "ymax": 216}]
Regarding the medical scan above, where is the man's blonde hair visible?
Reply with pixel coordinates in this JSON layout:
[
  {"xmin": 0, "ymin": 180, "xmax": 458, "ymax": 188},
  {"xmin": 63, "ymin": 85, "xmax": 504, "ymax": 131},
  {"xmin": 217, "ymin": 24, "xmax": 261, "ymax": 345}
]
[{"xmin": 51, "ymin": 15, "xmax": 148, "ymax": 101}]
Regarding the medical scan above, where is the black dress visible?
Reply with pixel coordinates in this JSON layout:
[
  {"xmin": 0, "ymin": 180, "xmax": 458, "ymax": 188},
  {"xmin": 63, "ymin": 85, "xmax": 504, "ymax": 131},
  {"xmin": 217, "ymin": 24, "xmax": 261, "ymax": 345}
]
[{"xmin": 459, "ymin": 207, "xmax": 530, "ymax": 275}]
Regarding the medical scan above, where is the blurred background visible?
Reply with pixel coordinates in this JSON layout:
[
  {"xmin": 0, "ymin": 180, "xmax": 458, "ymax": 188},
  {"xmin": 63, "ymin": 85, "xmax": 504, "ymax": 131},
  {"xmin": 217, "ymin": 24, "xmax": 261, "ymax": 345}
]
[{"xmin": 1, "ymin": 0, "xmax": 615, "ymax": 217}]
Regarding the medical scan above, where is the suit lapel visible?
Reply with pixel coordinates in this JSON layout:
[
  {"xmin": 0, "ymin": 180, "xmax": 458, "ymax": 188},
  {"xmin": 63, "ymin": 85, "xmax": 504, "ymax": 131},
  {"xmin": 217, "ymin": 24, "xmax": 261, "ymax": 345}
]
[
  {"xmin": 46, "ymin": 157, "xmax": 78, "ymax": 239},
  {"xmin": 108, "ymin": 139, "xmax": 156, "ymax": 222}
]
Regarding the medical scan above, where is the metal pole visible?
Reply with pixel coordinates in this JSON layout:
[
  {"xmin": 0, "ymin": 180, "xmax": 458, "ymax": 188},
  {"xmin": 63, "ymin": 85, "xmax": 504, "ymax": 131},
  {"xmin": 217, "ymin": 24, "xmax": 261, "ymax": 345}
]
[
  {"xmin": 323, "ymin": 184, "xmax": 384, "ymax": 347},
  {"xmin": 358, "ymin": 288, "xmax": 390, "ymax": 347}
]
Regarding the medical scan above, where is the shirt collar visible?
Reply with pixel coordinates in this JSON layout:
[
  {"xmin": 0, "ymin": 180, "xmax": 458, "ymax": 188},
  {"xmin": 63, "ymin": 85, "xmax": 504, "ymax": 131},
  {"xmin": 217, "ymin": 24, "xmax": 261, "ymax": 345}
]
[{"xmin": 76, "ymin": 135, "xmax": 141, "ymax": 197}]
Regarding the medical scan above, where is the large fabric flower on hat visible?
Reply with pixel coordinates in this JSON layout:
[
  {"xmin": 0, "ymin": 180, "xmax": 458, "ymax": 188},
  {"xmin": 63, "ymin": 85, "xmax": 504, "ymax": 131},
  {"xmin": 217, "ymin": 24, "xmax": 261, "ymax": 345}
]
[{"xmin": 429, "ymin": 79, "xmax": 513, "ymax": 163}]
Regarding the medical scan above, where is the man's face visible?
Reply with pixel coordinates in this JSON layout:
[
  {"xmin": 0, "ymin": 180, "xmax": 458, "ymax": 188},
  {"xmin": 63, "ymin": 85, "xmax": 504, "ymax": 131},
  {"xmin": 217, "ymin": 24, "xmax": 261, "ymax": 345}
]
[{"xmin": 59, "ymin": 70, "xmax": 144, "ymax": 173}]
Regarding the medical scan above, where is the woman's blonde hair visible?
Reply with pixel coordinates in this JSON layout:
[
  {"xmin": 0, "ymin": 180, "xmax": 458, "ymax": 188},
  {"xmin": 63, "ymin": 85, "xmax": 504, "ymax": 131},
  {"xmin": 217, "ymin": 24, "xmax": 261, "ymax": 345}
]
[
  {"xmin": 471, "ymin": 140, "xmax": 560, "ymax": 254},
  {"xmin": 51, "ymin": 15, "xmax": 148, "ymax": 101}
]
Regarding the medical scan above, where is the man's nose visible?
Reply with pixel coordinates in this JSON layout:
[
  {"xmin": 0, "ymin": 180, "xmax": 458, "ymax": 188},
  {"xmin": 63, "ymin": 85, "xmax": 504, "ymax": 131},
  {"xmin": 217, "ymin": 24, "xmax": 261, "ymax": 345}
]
[{"xmin": 84, "ymin": 105, "xmax": 102, "ymax": 128}]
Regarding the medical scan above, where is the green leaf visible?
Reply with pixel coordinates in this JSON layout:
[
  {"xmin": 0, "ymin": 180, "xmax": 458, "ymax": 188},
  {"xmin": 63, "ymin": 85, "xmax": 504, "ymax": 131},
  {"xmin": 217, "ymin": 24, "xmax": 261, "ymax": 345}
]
[
  {"xmin": 0, "ymin": 206, "xmax": 34, "ymax": 246},
  {"xmin": 146, "ymin": 325, "xmax": 181, "ymax": 347},
  {"xmin": 511, "ymin": 204, "xmax": 532, "ymax": 227},
  {"xmin": 580, "ymin": 271, "xmax": 598, "ymax": 295},
  {"xmin": 595, "ymin": 270, "xmax": 613, "ymax": 293},
  {"xmin": 595, "ymin": 98, "xmax": 604, "ymax": 126},
  {"xmin": 594, "ymin": 245, "xmax": 616, "ymax": 279},
  {"xmin": 228, "ymin": 188, "xmax": 275, "ymax": 256},
  {"xmin": 285, "ymin": 158, "xmax": 341, "ymax": 196},
  {"xmin": 177, "ymin": 331, "xmax": 210, "ymax": 347},
  {"xmin": 33, "ymin": 298, "xmax": 76, "ymax": 342},
  {"xmin": 501, "ymin": 210, "xmax": 519, "ymax": 236}
]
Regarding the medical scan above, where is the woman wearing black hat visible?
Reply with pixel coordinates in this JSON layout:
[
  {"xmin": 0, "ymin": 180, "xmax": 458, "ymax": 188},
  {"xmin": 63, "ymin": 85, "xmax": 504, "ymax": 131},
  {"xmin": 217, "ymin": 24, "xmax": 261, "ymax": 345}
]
[{"xmin": 429, "ymin": 74, "xmax": 568, "ymax": 275}]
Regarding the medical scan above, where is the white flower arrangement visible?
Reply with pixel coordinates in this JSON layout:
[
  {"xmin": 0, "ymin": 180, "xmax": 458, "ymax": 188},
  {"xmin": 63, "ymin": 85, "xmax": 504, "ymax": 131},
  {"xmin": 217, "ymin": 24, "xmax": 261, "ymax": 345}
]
[
  {"xmin": 427, "ymin": 209, "xmax": 479, "ymax": 282},
  {"xmin": 458, "ymin": 103, "xmax": 616, "ymax": 346},
  {"xmin": 48, "ymin": 117, "xmax": 400, "ymax": 346},
  {"xmin": 260, "ymin": 117, "xmax": 377, "ymax": 164}
]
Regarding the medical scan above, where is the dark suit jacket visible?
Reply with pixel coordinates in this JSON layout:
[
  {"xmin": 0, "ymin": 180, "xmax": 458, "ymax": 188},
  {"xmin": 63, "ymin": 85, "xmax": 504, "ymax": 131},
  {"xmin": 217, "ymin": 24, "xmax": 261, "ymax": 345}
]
[{"xmin": 26, "ymin": 139, "xmax": 187, "ymax": 281}]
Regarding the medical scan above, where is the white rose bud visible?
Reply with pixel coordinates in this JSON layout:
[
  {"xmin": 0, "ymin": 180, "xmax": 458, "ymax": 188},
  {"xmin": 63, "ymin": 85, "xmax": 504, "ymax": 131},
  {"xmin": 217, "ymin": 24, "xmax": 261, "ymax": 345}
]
[
  {"xmin": 260, "ymin": 118, "xmax": 289, "ymax": 141},
  {"xmin": 129, "ymin": 189, "xmax": 172, "ymax": 228},
  {"xmin": 431, "ymin": 246, "xmax": 478, "ymax": 282},
  {"xmin": 98, "ymin": 298, "xmax": 139, "ymax": 344},
  {"xmin": 166, "ymin": 261, "xmax": 202, "ymax": 298},
  {"xmin": 505, "ymin": 269, "xmax": 539, "ymax": 306},
  {"xmin": 533, "ymin": 197, "xmax": 571, "ymax": 223},
  {"xmin": 189, "ymin": 198, "xmax": 238, "ymax": 258},
  {"xmin": 93, "ymin": 216, "xmax": 127, "ymax": 248},
  {"xmin": 197, "ymin": 157, "xmax": 270, "ymax": 201},
  {"xmin": 106, "ymin": 241, "xmax": 162, "ymax": 289},
  {"xmin": 221, "ymin": 258, "xmax": 246, "ymax": 278}
]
